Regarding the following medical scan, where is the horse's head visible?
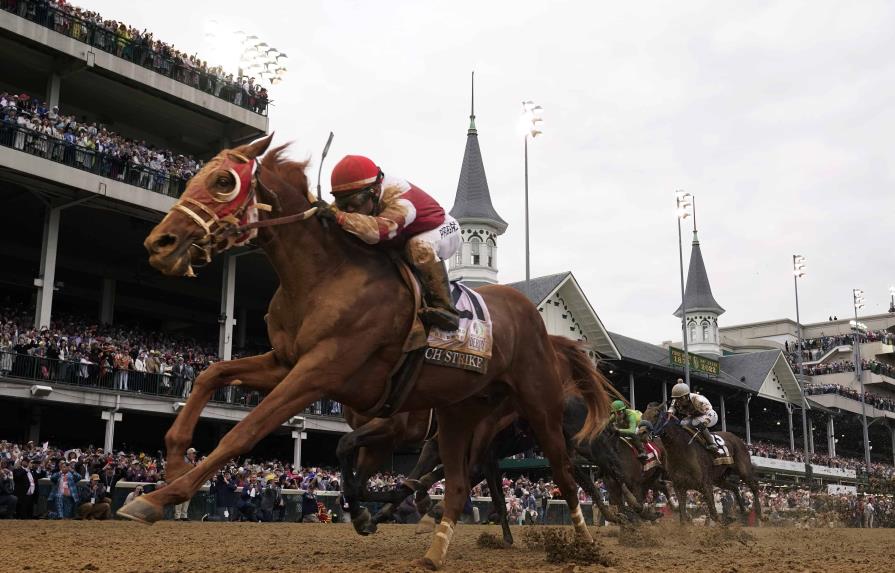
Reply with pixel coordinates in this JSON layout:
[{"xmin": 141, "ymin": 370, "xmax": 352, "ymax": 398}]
[
  {"xmin": 144, "ymin": 134, "xmax": 274, "ymax": 277},
  {"xmin": 640, "ymin": 401, "xmax": 672, "ymax": 438}
]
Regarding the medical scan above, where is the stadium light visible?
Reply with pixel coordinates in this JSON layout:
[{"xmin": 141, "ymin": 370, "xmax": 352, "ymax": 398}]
[
  {"xmin": 520, "ymin": 99, "xmax": 544, "ymax": 298},
  {"xmin": 888, "ymin": 286, "xmax": 895, "ymax": 314},
  {"xmin": 675, "ymin": 190, "xmax": 694, "ymax": 388},
  {"xmin": 792, "ymin": 254, "xmax": 812, "ymax": 479},
  {"xmin": 852, "ymin": 287, "xmax": 871, "ymax": 467}
]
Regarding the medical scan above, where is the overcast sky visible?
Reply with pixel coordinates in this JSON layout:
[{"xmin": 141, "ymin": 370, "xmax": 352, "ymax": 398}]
[{"xmin": 87, "ymin": 0, "xmax": 895, "ymax": 343}]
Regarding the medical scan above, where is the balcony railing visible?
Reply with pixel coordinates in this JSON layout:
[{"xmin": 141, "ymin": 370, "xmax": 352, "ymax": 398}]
[
  {"xmin": 0, "ymin": 350, "xmax": 344, "ymax": 418},
  {"xmin": 0, "ymin": 123, "xmax": 190, "ymax": 197},
  {"xmin": 2, "ymin": 1, "xmax": 270, "ymax": 116}
]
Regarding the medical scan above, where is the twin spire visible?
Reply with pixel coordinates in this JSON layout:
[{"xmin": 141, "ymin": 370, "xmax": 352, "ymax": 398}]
[{"xmin": 449, "ymin": 71, "xmax": 507, "ymax": 233}]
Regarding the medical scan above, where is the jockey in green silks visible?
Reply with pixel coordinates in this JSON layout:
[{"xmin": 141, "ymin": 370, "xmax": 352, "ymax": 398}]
[{"xmin": 609, "ymin": 400, "xmax": 648, "ymax": 460}]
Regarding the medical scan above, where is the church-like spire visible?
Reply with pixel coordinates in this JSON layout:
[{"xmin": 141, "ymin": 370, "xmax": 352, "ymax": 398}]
[
  {"xmin": 674, "ymin": 228, "xmax": 724, "ymax": 318},
  {"xmin": 450, "ymin": 71, "xmax": 507, "ymax": 233}
]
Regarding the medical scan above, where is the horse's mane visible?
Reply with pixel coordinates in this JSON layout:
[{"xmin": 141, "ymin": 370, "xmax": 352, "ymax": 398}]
[{"xmin": 262, "ymin": 143, "xmax": 310, "ymax": 189}]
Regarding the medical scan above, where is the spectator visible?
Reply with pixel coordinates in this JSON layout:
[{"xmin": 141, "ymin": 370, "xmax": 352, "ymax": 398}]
[
  {"xmin": 258, "ymin": 476, "xmax": 280, "ymax": 522},
  {"xmin": 48, "ymin": 461, "xmax": 82, "ymax": 519},
  {"xmin": 76, "ymin": 474, "xmax": 111, "ymax": 520},
  {"xmin": 173, "ymin": 447, "xmax": 198, "ymax": 521},
  {"xmin": 0, "ymin": 467, "xmax": 17, "ymax": 518},
  {"xmin": 208, "ymin": 471, "xmax": 238, "ymax": 522},
  {"xmin": 300, "ymin": 482, "xmax": 320, "ymax": 522},
  {"xmin": 12, "ymin": 457, "xmax": 40, "ymax": 519},
  {"xmin": 123, "ymin": 484, "xmax": 144, "ymax": 506}
]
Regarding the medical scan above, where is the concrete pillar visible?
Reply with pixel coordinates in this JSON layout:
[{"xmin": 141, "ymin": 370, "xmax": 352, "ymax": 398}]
[
  {"xmin": 662, "ymin": 381, "xmax": 668, "ymax": 403},
  {"xmin": 787, "ymin": 403, "xmax": 795, "ymax": 452},
  {"xmin": 808, "ymin": 418, "xmax": 815, "ymax": 454},
  {"xmin": 28, "ymin": 406, "xmax": 42, "ymax": 443},
  {"xmin": 46, "ymin": 73, "xmax": 61, "ymax": 109},
  {"xmin": 745, "ymin": 394, "xmax": 752, "ymax": 445},
  {"xmin": 827, "ymin": 415, "xmax": 836, "ymax": 458},
  {"xmin": 101, "ymin": 410, "xmax": 122, "ymax": 452},
  {"xmin": 218, "ymin": 255, "xmax": 237, "ymax": 361},
  {"xmin": 292, "ymin": 430, "xmax": 305, "ymax": 470},
  {"xmin": 100, "ymin": 278, "xmax": 116, "ymax": 324},
  {"xmin": 628, "ymin": 373, "xmax": 635, "ymax": 409},
  {"xmin": 35, "ymin": 206, "xmax": 61, "ymax": 329},
  {"xmin": 719, "ymin": 394, "xmax": 727, "ymax": 432},
  {"xmin": 890, "ymin": 425, "xmax": 895, "ymax": 467},
  {"xmin": 236, "ymin": 307, "xmax": 248, "ymax": 351}
]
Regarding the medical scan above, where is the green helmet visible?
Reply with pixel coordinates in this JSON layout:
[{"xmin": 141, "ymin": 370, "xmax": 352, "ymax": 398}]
[{"xmin": 611, "ymin": 400, "xmax": 626, "ymax": 412}]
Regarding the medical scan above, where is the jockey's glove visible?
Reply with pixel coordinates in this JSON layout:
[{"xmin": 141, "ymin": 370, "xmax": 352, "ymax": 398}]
[{"xmin": 314, "ymin": 201, "xmax": 338, "ymax": 223}]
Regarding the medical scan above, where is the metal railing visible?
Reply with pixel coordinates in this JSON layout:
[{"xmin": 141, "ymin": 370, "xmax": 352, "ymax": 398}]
[
  {"xmin": 2, "ymin": 1, "xmax": 270, "ymax": 116},
  {"xmin": 0, "ymin": 350, "xmax": 344, "ymax": 418},
  {"xmin": 0, "ymin": 123, "xmax": 190, "ymax": 197}
]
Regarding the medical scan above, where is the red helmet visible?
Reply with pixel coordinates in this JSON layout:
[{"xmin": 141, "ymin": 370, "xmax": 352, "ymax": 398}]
[{"xmin": 330, "ymin": 155, "xmax": 381, "ymax": 195}]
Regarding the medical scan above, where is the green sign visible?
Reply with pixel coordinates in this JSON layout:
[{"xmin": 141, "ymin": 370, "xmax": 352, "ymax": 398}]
[{"xmin": 669, "ymin": 347, "xmax": 720, "ymax": 376}]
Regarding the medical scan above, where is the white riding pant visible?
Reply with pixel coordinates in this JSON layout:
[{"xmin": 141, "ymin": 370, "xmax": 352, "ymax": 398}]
[
  {"xmin": 681, "ymin": 410, "xmax": 718, "ymax": 429},
  {"xmin": 405, "ymin": 215, "xmax": 461, "ymax": 265}
]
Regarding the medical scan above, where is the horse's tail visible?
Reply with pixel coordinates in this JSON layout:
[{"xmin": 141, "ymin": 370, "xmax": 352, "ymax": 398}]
[{"xmin": 550, "ymin": 335, "xmax": 611, "ymax": 444}]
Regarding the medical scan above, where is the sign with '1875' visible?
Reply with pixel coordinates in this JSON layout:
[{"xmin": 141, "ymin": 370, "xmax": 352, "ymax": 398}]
[{"xmin": 669, "ymin": 347, "xmax": 720, "ymax": 376}]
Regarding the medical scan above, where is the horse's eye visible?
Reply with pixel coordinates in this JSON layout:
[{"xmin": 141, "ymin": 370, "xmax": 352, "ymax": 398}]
[{"xmin": 217, "ymin": 176, "xmax": 231, "ymax": 187}]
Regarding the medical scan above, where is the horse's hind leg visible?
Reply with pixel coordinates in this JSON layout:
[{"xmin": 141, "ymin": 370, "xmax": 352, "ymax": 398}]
[
  {"xmin": 480, "ymin": 447, "xmax": 513, "ymax": 546},
  {"xmin": 164, "ymin": 352, "xmax": 288, "ymax": 480},
  {"xmin": 417, "ymin": 401, "xmax": 488, "ymax": 571}
]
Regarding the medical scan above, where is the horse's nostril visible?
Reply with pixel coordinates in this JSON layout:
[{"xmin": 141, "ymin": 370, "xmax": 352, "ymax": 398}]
[
  {"xmin": 147, "ymin": 233, "xmax": 178, "ymax": 254},
  {"xmin": 154, "ymin": 234, "xmax": 177, "ymax": 249}
]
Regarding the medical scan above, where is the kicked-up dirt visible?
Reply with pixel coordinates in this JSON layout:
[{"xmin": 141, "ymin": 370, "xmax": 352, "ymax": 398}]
[{"xmin": 2, "ymin": 519, "xmax": 893, "ymax": 573}]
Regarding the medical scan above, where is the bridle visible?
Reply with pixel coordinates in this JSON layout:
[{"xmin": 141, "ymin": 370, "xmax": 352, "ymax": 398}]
[{"xmin": 170, "ymin": 152, "xmax": 321, "ymax": 276}]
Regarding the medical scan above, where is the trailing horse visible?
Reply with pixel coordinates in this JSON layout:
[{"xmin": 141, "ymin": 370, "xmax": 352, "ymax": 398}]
[
  {"xmin": 641, "ymin": 402, "xmax": 762, "ymax": 525},
  {"xmin": 121, "ymin": 136, "xmax": 610, "ymax": 569}
]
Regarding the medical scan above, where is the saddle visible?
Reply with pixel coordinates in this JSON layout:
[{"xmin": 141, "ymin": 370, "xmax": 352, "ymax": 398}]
[
  {"xmin": 619, "ymin": 436, "xmax": 661, "ymax": 471},
  {"xmin": 357, "ymin": 255, "xmax": 493, "ymax": 419},
  {"xmin": 682, "ymin": 426, "xmax": 734, "ymax": 466}
]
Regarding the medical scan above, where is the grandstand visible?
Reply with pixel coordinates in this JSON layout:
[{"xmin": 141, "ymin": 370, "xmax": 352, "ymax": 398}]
[
  {"xmin": 1, "ymin": 0, "xmax": 893, "ymax": 497},
  {"xmin": 0, "ymin": 2, "xmax": 348, "ymax": 466}
]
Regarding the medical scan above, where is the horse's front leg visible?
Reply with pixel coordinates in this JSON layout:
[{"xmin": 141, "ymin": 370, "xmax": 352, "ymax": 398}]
[
  {"xmin": 164, "ymin": 352, "xmax": 289, "ymax": 481},
  {"xmin": 118, "ymin": 345, "xmax": 354, "ymax": 524}
]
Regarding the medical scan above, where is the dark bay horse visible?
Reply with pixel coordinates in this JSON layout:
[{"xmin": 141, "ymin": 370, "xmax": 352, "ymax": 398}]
[
  {"xmin": 598, "ymin": 428, "xmax": 670, "ymax": 522},
  {"xmin": 641, "ymin": 402, "xmax": 762, "ymax": 525},
  {"xmin": 121, "ymin": 135, "xmax": 610, "ymax": 569}
]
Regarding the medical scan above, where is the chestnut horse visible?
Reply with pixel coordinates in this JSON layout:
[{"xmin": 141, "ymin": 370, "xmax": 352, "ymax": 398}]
[
  {"xmin": 641, "ymin": 402, "xmax": 762, "ymax": 525},
  {"xmin": 120, "ymin": 136, "xmax": 610, "ymax": 569},
  {"xmin": 342, "ymin": 336, "xmax": 639, "ymax": 545}
]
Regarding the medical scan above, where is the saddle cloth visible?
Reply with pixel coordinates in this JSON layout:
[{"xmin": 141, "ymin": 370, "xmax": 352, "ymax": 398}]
[
  {"xmin": 684, "ymin": 427, "xmax": 734, "ymax": 466},
  {"xmin": 619, "ymin": 437, "xmax": 661, "ymax": 471},
  {"xmin": 423, "ymin": 281, "xmax": 493, "ymax": 374}
]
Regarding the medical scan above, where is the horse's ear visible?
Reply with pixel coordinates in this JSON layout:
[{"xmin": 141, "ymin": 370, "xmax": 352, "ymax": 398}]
[{"xmin": 234, "ymin": 133, "xmax": 274, "ymax": 160}]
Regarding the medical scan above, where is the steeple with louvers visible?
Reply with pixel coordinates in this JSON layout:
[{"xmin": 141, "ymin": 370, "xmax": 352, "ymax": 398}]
[
  {"xmin": 448, "ymin": 72, "xmax": 508, "ymax": 288},
  {"xmin": 674, "ymin": 229, "xmax": 725, "ymax": 357}
]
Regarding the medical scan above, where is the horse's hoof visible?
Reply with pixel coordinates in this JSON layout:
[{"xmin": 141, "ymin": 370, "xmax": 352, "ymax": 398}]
[
  {"xmin": 412, "ymin": 557, "xmax": 440, "ymax": 571},
  {"xmin": 116, "ymin": 496, "xmax": 163, "ymax": 524},
  {"xmin": 415, "ymin": 514, "xmax": 436, "ymax": 534},
  {"xmin": 351, "ymin": 508, "xmax": 376, "ymax": 536}
]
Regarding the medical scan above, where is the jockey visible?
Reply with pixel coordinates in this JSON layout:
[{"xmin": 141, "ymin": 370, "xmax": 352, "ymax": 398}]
[
  {"xmin": 609, "ymin": 400, "xmax": 648, "ymax": 460},
  {"xmin": 668, "ymin": 379, "xmax": 717, "ymax": 452},
  {"xmin": 320, "ymin": 155, "xmax": 462, "ymax": 331}
]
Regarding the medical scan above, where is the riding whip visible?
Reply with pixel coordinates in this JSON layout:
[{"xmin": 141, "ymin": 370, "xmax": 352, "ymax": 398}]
[{"xmin": 316, "ymin": 131, "xmax": 334, "ymax": 202}]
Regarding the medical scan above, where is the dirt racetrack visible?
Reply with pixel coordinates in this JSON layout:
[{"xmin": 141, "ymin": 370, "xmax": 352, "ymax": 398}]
[{"xmin": 4, "ymin": 520, "xmax": 893, "ymax": 573}]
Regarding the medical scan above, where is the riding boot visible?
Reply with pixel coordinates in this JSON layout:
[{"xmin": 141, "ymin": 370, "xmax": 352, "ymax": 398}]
[
  {"xmin": 416, "ymin": 260, "xmax": 460, "ymax": 331},
  {"xmin": 700, "ymin": 427, "xmax": 716, "ymax": 452},
  {"xmin": 633, "ymin": 436, "xmax": 649, "ymax": 460}
]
